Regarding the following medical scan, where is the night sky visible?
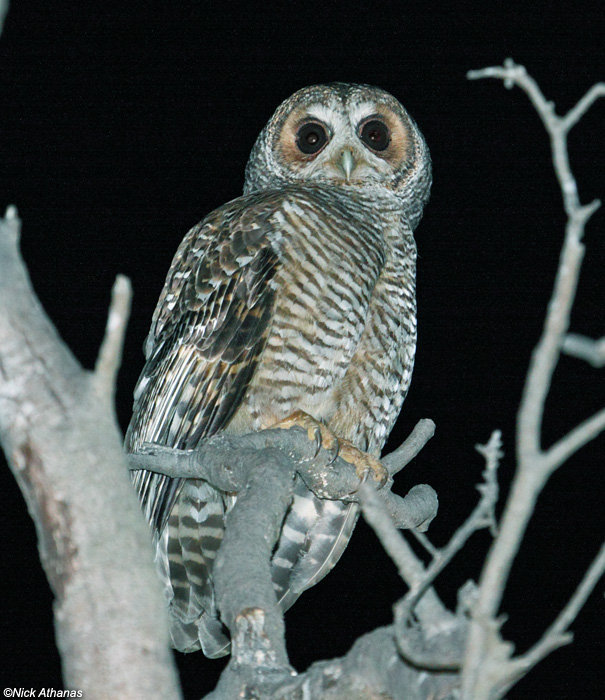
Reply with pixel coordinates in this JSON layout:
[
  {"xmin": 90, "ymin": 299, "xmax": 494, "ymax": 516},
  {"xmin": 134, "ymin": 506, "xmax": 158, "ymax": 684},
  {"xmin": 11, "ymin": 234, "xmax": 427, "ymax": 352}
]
[{"xmin": 0, "ymin": 1, "xmax": 603, "ymax": 698}]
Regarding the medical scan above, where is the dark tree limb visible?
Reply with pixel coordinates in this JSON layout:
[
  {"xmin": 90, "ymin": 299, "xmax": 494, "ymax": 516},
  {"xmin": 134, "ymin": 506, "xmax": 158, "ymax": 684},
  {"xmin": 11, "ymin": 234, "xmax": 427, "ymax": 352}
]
[
  {"xmin": 127, "ymin": 420, "xmax": 438, "ymax": 528},
  {"xmin": 214, "ymin": 448, "xmax": 295, "ymax": 670}
]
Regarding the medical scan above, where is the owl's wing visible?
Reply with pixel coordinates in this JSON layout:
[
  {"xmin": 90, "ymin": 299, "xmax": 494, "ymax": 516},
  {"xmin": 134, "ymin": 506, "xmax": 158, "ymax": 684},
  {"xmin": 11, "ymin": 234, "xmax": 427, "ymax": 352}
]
[
  {"xmin": 126, "ymin": 193, "xmax": 281, "ymax": 530},
  {"xmin": 125, "ymin": 193, "xmax": 285, "ymax": 656}
]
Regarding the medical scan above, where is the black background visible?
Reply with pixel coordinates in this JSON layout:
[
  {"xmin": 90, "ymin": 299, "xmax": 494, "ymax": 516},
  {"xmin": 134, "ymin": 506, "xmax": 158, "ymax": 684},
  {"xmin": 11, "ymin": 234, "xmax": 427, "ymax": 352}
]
[{"xmin": 1, "ymin": 1, "xmax": 603, "ymax": 698}]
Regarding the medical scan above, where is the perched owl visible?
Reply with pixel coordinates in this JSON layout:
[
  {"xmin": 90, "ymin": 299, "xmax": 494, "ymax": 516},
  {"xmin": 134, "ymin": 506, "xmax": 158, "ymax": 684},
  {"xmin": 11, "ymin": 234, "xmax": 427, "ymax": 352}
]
[{"xmin": 126, "ymin": 83, "xmax": 431, "ymax": 658}]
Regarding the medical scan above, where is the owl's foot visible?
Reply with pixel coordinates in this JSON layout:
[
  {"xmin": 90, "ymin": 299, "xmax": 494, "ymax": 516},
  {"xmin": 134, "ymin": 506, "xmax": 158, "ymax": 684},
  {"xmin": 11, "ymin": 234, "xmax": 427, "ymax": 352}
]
[
  {"xmin": 338, "ymin": 439, "xmax": 389, "ymax": 487},
  {"xmin": 272, "ymin": 409, "xmax": 388, "ymax": 486}
]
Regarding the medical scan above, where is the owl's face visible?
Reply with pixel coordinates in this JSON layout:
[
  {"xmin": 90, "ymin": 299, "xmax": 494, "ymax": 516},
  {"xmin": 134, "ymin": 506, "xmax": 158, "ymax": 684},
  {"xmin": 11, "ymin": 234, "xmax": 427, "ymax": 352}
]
[
  {"xmin": 244, "ymin": 83, "xmax": 431, "ymax": 214},
  {"xmin": 273, "ymin": 89, "xmax": 411, "ymax": 187}
]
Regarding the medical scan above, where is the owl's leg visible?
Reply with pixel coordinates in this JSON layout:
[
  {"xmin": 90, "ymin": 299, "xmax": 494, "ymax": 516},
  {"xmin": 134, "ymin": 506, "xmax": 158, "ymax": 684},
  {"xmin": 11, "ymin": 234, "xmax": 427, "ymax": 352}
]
[{"xmin": 271, "ymin": 409, "xmax": 388, "ymax": 486}]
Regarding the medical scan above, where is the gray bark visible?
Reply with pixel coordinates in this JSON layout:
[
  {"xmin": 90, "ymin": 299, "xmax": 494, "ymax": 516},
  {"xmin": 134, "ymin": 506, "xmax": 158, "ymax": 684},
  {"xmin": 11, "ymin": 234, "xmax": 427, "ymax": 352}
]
[{"xmin": 0, "ymin": 212, "xmax": 181, "ymax": 699}]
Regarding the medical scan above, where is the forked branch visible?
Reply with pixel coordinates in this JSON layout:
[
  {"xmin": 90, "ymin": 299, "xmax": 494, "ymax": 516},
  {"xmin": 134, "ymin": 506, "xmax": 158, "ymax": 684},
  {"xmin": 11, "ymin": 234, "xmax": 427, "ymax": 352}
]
[
  {"xmin": 462, "ymin": 60, "xmax": 604, "ymax": 699},
  {"xmin": 0, "ymin": 210, "xmax": 180, "ymax": 699}
]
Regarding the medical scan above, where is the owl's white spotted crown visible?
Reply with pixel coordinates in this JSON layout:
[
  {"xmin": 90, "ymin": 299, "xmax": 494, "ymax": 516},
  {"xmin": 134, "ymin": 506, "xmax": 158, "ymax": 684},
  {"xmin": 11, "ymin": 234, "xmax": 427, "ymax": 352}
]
[{"xmin": 243, "ymin": 82, "xmax": 431, "ymax": 229}]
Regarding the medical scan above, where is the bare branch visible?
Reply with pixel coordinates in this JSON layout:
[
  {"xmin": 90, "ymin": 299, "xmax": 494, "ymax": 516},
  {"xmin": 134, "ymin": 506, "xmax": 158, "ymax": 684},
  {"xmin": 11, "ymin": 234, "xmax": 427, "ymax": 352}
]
[
  {"xmin": 497, "ymin": 542, "xmax": 605, "ymax": 697},
  {"xmin": 264, "ymin": 626, "xmax": 459, "ymax": 700},
  {"xmin": 92, "ymin": 274, "xmax": 132, "ymax": 401},
  {"xmin": 474, "ymin": 431, "xmax": 502, "ymax": 537},
  {"xmin": 127, "ymin": 424, "xmax": 438, "ymax": 529},
  {"xmin": 382, "ymin": 417, "xmax": 435, "ymax": 476},
  {"xmin": 128, "ymin": 417, "xmax": 445, "ymax": 694},
  {"xmin": 521, "ymin": 542, "xmax": 605, "ymax": 667},
  {"xmin": 213, "ymin": 448, "xmax": 295, "ymax": 670},
  {"xmin": 129, "ymin": 427, "xmax": 374, "ymax": 498},
  {"xmin": 561, "ymin": 82, "xmax": 605, "ymax": 132},
  {"xmin": 394, "ymin": 622, "xmax": 464, "ymax": 672},
  {"xmin": 468, "ymin": 59, "xmax": 603, "ymax": 217},
  {"xmin": 544, "ymin": 406, "xmax": 605, "ymax": 471},
  {"xmin": 359, "ymin": 482, "xmax": 449, "ymax": 626},
  {"xmin": 562, "ymin": 333, "xmax": 605, "ymax": 367},
  {"xmin": 462, "ymin": 61, "xmax": 603, "ymax": 700},
  {"xmin": 0, "ymin": 211, "xmax": 181, "ymax": 698},
  {"xmin": 383, "ymin": 483, "xmax": 438, "ymax": 530},
  {"xmin": 198, "ymin": 430, "xmax": 446, "ymax": 697},
  {"xmin": 393, "ymin": 431, "xmax": 501, "ymax": 669},
  {"xmin": 411, "ymin": 530, "xmax": 439, "ymax": 559}
]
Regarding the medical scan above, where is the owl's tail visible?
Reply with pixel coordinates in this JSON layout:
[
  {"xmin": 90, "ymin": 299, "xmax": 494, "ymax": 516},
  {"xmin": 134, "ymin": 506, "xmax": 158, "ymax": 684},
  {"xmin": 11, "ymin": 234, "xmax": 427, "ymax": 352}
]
[
  {"xmin": 155, "ymin": 479, "xmax": 231, "ymax": 657},
  {"xmin": 154, "ymin": 477, "xmax": 359, "ymax": 659}
]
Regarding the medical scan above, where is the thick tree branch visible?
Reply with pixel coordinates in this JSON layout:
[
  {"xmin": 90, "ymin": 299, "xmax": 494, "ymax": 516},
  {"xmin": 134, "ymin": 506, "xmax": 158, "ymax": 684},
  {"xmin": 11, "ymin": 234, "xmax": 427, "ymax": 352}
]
[
  {"xmin": 127, "ymin": 416, "xmax": 444, "ymax": 697},
  {"xmin": 268, "ymin": 626, "xmax": 459, "ymax": 700},
  {"xmin": 0, "ymin": 210, "xmax": 181, "ymax": 698},
  {"xmin": 213, "ymin": 449, "xmax": 295, "ymax": 675},
  {"xmin": 170, "ymin": 425, "xmax": 445, "ymax": 697}
]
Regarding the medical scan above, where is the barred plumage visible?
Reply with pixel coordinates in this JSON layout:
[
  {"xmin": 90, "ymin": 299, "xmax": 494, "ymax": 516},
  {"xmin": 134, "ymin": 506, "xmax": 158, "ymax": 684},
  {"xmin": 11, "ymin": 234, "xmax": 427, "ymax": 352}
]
[{"xmin": 126, "ymin": 83, "xmax": 431, "ymax": 657}]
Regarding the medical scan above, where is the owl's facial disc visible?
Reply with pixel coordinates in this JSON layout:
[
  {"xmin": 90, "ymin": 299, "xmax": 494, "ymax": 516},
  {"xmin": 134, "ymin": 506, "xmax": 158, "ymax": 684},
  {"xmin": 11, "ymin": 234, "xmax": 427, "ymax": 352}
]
[{"xmin": 277, "ymin": 98, "xmax": 411, "ymax": 187}]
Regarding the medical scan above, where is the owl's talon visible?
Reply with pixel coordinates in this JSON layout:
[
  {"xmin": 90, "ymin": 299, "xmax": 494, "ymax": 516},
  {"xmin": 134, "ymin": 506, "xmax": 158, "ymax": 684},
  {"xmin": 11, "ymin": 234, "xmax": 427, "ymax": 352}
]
[
  {"xmin": 311, "ymin": 426, "xmax": 322, "ymax": 459},
  {"xmin": 357, "ymin": 460, "xmax": 389, "ymax": 488},
  {"xmin": 325, "ymin": 436, "xmax": 340, "ymax": 466},
  {"xmin": 270, "ymin": 410, "xmax": 388, "ymax": 487}
]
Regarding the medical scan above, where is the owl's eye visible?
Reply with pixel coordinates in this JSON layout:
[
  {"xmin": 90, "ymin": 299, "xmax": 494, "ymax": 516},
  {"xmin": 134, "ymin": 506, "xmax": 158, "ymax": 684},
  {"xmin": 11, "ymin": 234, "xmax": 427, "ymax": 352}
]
[
  {"xmin": 296, "ymin": 122, "xmax": 329, "ymax": 155},
  {"xmin": 359, "ymin": 119, "xmax": 390, "ymax": 152}
]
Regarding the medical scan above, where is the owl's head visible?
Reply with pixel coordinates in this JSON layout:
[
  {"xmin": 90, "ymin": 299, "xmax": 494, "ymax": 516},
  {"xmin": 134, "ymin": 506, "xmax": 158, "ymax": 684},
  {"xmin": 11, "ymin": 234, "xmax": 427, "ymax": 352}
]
[{"xmin": 244, "ymin": 83, "xmax": 431, "ymax": 224}]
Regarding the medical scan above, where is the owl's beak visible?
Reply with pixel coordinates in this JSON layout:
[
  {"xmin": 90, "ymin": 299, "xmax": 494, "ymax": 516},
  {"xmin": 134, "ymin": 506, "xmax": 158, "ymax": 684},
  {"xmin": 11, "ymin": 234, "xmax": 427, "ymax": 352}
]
[{"xmin": 339, "ymin": 149, "xmax": 355, "ymax": 181}]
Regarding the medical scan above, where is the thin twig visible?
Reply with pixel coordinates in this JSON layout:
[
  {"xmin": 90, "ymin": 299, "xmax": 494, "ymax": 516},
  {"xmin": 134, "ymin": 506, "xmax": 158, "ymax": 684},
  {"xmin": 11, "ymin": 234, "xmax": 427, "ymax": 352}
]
[
  {"xmin": 544, "ymin": 406, "xmax": 605, "ymax": 471},
  {"xmin": 411, "ymin": 531, "xmax": 439, "ymax": 559},
  {"xmin": 562, "ymin": 333, "xmax": 605, "ymax": 368},
  {"xmin": 382, "ymin": 418, "xmax": 435, "ymax": 476},
  {"xmin": 561, "ymin": 83, "xmax": 605, "ymax": 132},
  {"xmin": 359, "ymin": 482, "xmax": 449, "ymax": 624},
  {"xmin": 93, "ymin": 274, "xmax": 132, "ymax": 400},
  {"xmin": 497, "ymin": 542, "xmax": 605, "ymax": 696},
  {"xmin": 396, "ymin": 431, "xmax": 501, "ymax": 631},
  {"xmin": 520, "ymin": 542, "xmax": 605, "ymax": 667},
  {"xmin": 468, "ymin": 60, "xmax": 603, "ymax": 217}
]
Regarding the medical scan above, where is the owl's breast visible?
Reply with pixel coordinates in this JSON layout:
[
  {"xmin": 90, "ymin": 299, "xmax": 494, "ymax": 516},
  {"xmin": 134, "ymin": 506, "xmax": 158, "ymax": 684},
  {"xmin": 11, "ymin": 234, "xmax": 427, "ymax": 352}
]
[
  {"xmin": 227, "ymin": 189, "xmax": 416, "ymax": 448},
  {"xmin": 327, "ymin": 222, "xmax": 417, "ymax": 454}
]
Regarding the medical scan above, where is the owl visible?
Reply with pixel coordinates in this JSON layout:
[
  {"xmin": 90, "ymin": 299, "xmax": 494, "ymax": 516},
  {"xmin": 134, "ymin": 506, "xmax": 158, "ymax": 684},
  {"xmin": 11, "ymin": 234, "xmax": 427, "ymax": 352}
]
[{"xmin": 126, "ymin": 83, "xmax": 431, "ymax": 658}]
